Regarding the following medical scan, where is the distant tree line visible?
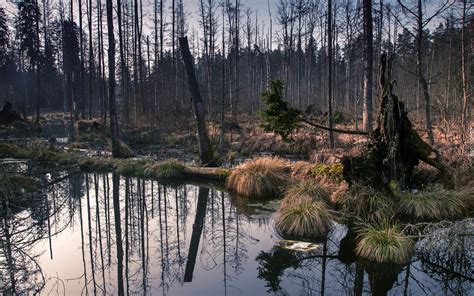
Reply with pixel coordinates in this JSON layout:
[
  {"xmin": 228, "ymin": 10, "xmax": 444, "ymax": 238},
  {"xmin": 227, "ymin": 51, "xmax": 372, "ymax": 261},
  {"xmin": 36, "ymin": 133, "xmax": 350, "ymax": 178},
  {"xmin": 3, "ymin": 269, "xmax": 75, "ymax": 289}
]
[{"xmin": 0, "ymin": 0, "xmax": 470, "ymax": 138}]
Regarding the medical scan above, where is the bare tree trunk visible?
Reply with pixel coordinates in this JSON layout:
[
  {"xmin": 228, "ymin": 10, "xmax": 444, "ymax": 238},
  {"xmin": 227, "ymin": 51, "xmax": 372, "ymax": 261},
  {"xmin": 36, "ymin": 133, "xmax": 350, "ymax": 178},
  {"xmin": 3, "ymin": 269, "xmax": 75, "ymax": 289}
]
[
  {"xmin": 179, "ymin": 36, "xmax": 215, "ymax": 166},
  {"xmin": 363, "ymin": 0, "xmax": 373, "ymax": 132},
  {"xmin": 118, "ymin": 0, "xmax": 128, "ymax": 123},
  {"xmin": 184, "ymin": 187, "xmax": 209, "ymax": 282},
  {"xmin": 87, "ymin": 0, "xmax": 94, "ymax": 119},
  {"xmin": 35, "ymin": 0, "xmax": 41, "ymax": 124},
  {"xmin": 106, "ymin": 0, "xmax": 121, "ymax": 157},
  {"xmin": 112, "ymin": 173, "xmax": 125, "ymax": 296},
  {"xmin": 416, "ymin": 0, "xmax": 434, "ymax": 145},
  {"xmin": 78, "ymin": 0, "xmax": 85, "ymax": 119},
  {"xmin": 327, "ymin": 0, "xmax": 335, "ymax": 149},
  {"xmin": 461, "ymin": 0, "xmax": 471, "ymax": 151}
]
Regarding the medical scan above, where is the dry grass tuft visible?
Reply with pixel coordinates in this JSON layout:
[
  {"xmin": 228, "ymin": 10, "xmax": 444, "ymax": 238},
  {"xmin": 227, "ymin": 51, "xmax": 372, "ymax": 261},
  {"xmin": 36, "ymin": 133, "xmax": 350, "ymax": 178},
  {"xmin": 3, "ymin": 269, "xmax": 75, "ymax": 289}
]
[
  {"xmin": 337, "ymin": 183, "xmax": 394, "ymax": 221},
  {"xmin": 397, "ymin": 185, "xmax": 466, "ymax": 220},
  {"xmin": 290, "ymin": 161, "xmax": 315, "ymax": 179},
  {"xmin": 356, "ymin": 223, "xmax": 413, "ymax": 264},
  {"xmin": 275, "ymin": 200, "xmax": 334, "ymax": 239},
  {"xmin": 457, "ymin": 182, "xmax": 474, "ymax": 211},
  {"xmin": 226, "ymin": 157, "xmax": 290, "ymax": 198},
  {"xmin": 280, "ymin": 180, "xmax": 331, "ymax": 209}
]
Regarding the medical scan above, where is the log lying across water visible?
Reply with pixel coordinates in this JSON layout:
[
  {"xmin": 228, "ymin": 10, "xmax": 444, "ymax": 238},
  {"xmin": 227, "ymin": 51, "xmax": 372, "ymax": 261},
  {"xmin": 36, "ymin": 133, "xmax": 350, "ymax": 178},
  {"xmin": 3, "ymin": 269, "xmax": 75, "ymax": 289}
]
[
  {"xmin": 0, "ymin": 142, "xmax": 230, "ymax": 183},
  {"xmin": 182, "ymin": 166, "xmax": 231, "ymax": 181}
]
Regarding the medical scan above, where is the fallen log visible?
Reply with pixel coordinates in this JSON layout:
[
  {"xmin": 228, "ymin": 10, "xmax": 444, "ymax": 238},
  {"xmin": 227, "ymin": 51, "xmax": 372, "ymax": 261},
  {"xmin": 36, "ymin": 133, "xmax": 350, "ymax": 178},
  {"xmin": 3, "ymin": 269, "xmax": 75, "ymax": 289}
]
[{"xmin": 182, "ymin": 166, "xmax": 230, "ymax": 181}]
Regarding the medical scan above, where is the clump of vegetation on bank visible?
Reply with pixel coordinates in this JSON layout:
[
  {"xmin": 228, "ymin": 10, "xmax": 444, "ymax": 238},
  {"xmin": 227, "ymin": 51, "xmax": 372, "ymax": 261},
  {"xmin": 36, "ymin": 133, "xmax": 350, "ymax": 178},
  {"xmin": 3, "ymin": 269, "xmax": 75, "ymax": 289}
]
[
  {"xmin": 355, "ymin": 223, "xmax": 413, "ymax": 264},
  {"xmin": 397, "ymin": 185, "xmax": 466, "ymax": 220},
  {"xmin": 275, "ymin": 200, "xmax": 334, "ymax": 239},
  {"xmin": 145, "ymin": 159, "xmax": 185, "ymax": 179},
  {"xmin": 337, "ymin": 183, "xmax": 395, "ymax": 222},
  {"xmin": 226, "ymin": 157, "xmax": 290, "ymax": 198},
  {"xmin": 280, "ymin": 180, "xmax": 331, "ymax": 208}
]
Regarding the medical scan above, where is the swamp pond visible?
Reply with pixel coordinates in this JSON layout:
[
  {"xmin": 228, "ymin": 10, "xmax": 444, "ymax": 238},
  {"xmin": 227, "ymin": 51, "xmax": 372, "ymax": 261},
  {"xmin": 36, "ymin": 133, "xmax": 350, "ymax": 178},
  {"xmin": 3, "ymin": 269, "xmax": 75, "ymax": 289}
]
[{"xmin": 0, "ymin": 162, "xmax": 472, "ymax": 295}]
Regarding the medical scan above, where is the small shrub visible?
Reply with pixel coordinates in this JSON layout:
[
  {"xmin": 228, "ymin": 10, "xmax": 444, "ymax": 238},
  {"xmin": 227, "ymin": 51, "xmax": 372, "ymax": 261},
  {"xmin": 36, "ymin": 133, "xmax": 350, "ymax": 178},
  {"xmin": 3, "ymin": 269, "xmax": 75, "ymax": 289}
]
[
  {"xmin": 275, "ymin": 200, "xmax": 334, "ymax": 239},
  {"xmin": 280, "ymin": 180, "xmax": 331, "ymax": 209},
  {"xmin": 397, "ymin": 185, "xmax": 465, "ymax": 220},
  {"xmin": 226, "ymin": 157, "xmax": 290, "ymax": 198},
  {"xmin": 356, "ymin": 223, "xmax": 413, "ymax": 264}
]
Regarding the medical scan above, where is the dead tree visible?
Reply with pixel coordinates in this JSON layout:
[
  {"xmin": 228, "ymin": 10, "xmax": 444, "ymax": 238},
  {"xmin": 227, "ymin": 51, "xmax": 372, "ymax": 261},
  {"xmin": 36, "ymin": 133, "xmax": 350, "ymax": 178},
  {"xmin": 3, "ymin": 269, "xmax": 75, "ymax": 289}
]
[
  {"xmin": 178, "ymin": 36, "xmax": 215, "ymax": 166},
  {"xmin": 342, "ymin": 53, "xmax": 454, "ymax": 190}
]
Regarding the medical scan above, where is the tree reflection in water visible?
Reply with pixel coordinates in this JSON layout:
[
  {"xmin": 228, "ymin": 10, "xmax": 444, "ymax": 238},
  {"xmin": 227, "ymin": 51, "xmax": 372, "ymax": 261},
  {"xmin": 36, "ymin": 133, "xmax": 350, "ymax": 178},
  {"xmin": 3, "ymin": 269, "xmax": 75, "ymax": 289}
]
[
  {"xmin": 0, "ymin": 168, "xmax": 81, "ymax": 294},
  {"xmin": 1, "ymin": 166, "xmax": 472, "ymax": 295}
]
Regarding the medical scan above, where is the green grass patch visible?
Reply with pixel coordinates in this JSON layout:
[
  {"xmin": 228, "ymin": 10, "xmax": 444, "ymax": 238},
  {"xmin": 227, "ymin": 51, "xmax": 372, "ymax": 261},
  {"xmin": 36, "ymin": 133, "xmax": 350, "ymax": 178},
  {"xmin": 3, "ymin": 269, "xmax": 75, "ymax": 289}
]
[
  {"xmin": 276, "ymin": 200, "xmax": 334, "ymax": 239},
  {"xmin": 144, "ymin": 159, "xmax": 185, "ymax": 179},
  {"xmin": 356, "ymin": 223, "xmax": 413, "ymax": 264},
  {"xmin": 310, "ymin": 163, "xmax": 344, "ymax": 182},
  {"xmin": 337, "ymin": 183, "xmax": 394, "ymax": 222},
  {"xmin": 280, "ymin": 180, "xmax": 331, "ymax": 209},
  {"xmin": 397, "ymin": 185, "xmax": 465, "ymax": 220}
]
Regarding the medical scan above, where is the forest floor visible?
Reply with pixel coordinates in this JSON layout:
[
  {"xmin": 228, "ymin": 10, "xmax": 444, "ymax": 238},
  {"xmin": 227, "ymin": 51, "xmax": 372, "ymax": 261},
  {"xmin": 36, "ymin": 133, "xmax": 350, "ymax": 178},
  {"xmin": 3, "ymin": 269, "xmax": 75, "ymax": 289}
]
[{"xmin": 1, "ymin": 111, "xmax": 472, "ymax": 171}]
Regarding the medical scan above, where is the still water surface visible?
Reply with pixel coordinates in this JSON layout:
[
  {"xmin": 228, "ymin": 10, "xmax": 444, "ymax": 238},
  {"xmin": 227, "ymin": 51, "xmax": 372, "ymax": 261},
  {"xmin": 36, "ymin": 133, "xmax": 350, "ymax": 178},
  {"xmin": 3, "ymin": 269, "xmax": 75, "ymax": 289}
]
[{"xmin": 1, "ymin": 169, "xmax": 472, "ymax": 295}]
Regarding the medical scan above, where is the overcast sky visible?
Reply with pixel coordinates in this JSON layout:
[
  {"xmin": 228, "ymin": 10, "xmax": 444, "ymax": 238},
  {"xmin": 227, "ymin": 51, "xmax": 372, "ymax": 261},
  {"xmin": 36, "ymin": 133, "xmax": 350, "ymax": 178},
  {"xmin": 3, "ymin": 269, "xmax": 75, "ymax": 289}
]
[{"xmin": 1, "ymin": 0, "xmax": 463, "ymax": 49}]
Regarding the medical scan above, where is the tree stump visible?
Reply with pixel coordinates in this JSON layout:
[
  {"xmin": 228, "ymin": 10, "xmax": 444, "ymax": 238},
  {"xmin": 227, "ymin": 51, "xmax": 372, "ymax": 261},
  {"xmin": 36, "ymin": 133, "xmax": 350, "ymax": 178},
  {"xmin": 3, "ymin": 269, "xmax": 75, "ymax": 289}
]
[{"xmin": 342, "ymin": 53, "xmax": 454, "ymax": 190}]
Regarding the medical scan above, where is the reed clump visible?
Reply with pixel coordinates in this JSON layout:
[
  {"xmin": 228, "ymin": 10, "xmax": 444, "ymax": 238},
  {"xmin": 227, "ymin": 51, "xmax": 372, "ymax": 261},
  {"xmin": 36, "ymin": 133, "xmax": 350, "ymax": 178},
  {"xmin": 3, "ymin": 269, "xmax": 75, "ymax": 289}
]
[
  {"xmin": 280, "ymin": 180, "xmax": 331, "ymax": 209},
  {"xmin": 275, "ymin": 200, "xmax": 334, "ymax": 239},
  {"xmin": 355, "ymin": 223, "xmax": 413, "ymax": 264},
  {"xmin": 226, "ymin": 157, "xmax": 290, "ymax": 198},
  {"xmin": 397, "ymin": 185, "xmax": 465, "ymax": 220}
]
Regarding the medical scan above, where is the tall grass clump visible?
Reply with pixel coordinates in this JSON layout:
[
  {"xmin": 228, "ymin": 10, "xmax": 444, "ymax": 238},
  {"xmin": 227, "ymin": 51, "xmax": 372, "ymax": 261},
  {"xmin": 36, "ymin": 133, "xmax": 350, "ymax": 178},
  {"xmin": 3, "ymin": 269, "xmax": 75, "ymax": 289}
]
[
  {"xmin": 113, "ymin": 140, "xmax": 135, "ymax": 158},
  {"xmin": 397, "ymin": 185, "xmax": 465, "ymax": 220},
  {"xmin": 337, "ymin": 183, "xmax": 394, "ymax": 221},
  {"xmin": 226, "ymin": 157, "xmax": 290, "ymax": 198},
  {"xmin": 145, "ymin": 159, "xmax": 185, "ymax": 179},
  {"xmin": 457, "ymin": 183, "xmax": 474, "ymax": 211},
  {"xmin": 280, "ymin": 180, "xmax": 331, "ymax": 208},
  {"xmin": 356, "ymin": 223, "xmax": 413, "ymax": 264},
  {"xmin": 275, "ymin": 201, "xmax": 334, "ymax": 239}
]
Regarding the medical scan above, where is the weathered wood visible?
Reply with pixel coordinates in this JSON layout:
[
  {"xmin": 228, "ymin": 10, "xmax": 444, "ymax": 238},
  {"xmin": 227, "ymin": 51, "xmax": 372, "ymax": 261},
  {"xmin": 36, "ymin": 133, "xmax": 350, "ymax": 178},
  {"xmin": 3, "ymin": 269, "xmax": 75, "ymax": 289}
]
[
  {"xmin": 179, "ymin": 36, "xmax": 214, "ymax": 166},
  {"xmin": 343, "ymin": 53, "xmax": 454, "ymax": 189},
  {"xmin": 182, "ymin": 166, "xmax": 229, "ymax": 181},
  {"xmin": 184, "ymin": 187, "xmax": 209, "ymax": 282}
]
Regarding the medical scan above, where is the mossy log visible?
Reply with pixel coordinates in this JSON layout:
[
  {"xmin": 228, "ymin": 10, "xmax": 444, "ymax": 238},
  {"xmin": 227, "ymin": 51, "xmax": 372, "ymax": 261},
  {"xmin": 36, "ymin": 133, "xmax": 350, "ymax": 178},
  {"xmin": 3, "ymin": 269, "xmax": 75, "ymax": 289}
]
[
  {"xmin": 182, "ymin": 167, "xmax": 230, "ymax": 181},
  {"xmin": 342, "ymin": 54, "xmax": 454, "ymax": 189}
]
